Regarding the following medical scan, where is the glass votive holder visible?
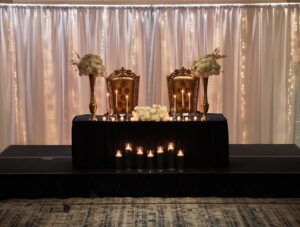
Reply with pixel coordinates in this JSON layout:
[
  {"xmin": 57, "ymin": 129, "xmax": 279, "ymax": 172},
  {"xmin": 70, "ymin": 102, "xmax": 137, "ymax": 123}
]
[
  {"xmin": 124, "ymin": 143, "xmax": 133, "ymax": 170},
  {"xmin": 156, "ymin": 146, "xmax": 164, "ymax": 171},
  {"xmin": 115, "ymin": 150, "xmax": 123, "ymax": 171},
  {"xmin": 147, "ymin": 150, "xmax": 155, "ymax": 171},
  {"xmin": 136, "ymin": 146, "xmax": 144, "ymax": 172},
  {"xmin": 176, "ymin": 149, "xmax": 184, "ymax": 171},
  {"xmin": 167, "ymin": 143, "xmax": 175, "ymax": 170}
]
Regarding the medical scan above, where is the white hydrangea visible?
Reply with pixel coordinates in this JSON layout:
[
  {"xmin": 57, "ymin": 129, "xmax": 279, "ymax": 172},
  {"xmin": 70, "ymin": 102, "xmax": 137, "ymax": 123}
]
[{"xmin": 131, "ymin": 105, "xmax": 169, "ymax": 121}]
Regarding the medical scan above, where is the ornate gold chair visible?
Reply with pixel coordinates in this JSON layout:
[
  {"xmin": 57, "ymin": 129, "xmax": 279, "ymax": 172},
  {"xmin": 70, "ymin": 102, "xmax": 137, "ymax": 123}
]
[
  {"xmin": 167, "ymin": 67, "xmax": 200, "ymax": 113},
  {"xmin": 106, "ymin": 67, "xmax": 140, "ymax": 114}
]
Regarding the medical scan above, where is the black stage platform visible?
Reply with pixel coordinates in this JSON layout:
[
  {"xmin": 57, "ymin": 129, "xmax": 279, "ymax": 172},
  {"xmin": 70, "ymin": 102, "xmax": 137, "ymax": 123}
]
[{"xmin": 0, "ymin": 144, "xmax": 300, "ymax": 198}]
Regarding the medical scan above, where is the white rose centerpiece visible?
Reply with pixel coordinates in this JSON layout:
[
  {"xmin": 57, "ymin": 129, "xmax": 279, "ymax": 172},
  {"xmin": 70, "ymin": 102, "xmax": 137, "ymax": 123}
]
[{"xmin": 132, "ymin": 105, "xmax": 169, "ymax": 121}]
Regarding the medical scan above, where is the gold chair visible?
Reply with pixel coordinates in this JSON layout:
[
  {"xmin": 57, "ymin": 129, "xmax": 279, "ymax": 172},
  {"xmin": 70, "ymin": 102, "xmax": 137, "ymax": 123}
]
[
  {"xmin": 106, "ymin": 67, "xmax": 140, "ymax": 114},
  {"xmin": 167, "ymin": 67, "xmax": 200, "ymax": 113}
]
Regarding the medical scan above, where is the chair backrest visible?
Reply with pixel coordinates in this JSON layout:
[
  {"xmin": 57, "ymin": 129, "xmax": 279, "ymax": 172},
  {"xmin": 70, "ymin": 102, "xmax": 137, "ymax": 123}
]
[
  {"xmin": 106, "ymin": 67, "xmax": 140, "ymax": 114},
  {"xmin": 167, "ymin": 67, "xmax": 200, "ymax": 113}
]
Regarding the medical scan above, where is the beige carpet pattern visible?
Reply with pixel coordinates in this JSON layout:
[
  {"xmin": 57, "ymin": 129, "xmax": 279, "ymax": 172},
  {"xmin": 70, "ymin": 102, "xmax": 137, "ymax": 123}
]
[{"xmin": 0, "ymin": 197, "xmax": 299, "ymax": 226}]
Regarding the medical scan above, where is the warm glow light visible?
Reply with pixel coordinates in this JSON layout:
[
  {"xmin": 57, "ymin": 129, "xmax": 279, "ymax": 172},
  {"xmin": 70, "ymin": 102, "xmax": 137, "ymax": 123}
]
[
  {"xmin": 168, "ymin": 142, "xmax": 174, "ymax": 151},
  {"xmin": 111, "ymin": 116, "xmax": 116, "ymax": 121},
  {"xmin": 193, "ymin": 116, "xmax": 197, "ymax": 121},
  {"xmin": 177, "ymin": 116, "xmax": 181, "ymax": 121},
  {"xmin": 125, "ymin": 143, "xmax": 132, "ymax": 151},
  {"xmin": 137, "ymin": 146, "xmax": 143, "ymax": 155},
  {"xmin": 157, "ymin": 146, "xmax": 164, "ymax": 154},
  {"xmin": 120, "ymin": 116, "xmax": 124, "ymax": 121},
  {"xmin": 169, "ymin": 116, "xmax": 173, "ymax": 121},
  {"xmin": 184, "ymin": 116, "xmax": 189, "ymax": 121},
  {"xmin": 177, "ymin": 149, "xmax": 184, "ymax": 157},
  {"xmin": 147, "ymin": 150, "xmax": 154, "ymax": 157},
  {"xmin": 102, "ymin": 116, "xmax": 107, "ymax": 121},
  {"xmin": 115, "ymin": 150, "xmax": 122, "ymax": 157}
]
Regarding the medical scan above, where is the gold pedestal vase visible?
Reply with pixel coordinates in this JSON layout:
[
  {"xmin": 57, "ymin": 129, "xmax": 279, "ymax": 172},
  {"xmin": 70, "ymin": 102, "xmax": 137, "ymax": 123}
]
[
  {"xmin": 89, "ymin": 74, "xmax": 97, "ymax": 121},
  {"xmin": 201, "ymin": 76, "xmax": 209, "ymax": 121}
]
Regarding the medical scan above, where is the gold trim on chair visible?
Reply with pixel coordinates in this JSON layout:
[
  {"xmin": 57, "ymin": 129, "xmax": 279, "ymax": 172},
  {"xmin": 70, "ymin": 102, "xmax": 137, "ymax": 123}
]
[
  {"xmin": 167, "ymin": 67, "xmax": 200, "ymax": 113},
  {"xmin": 106, "ymin": 67, "xmax": 140, "ymax": 114}
]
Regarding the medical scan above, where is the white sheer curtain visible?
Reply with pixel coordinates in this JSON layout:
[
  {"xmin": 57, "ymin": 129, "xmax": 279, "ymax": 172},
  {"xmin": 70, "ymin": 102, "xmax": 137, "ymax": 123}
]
[{"xmin": 0, "ymin": 4, "xmax": 299, "ymax": 151}]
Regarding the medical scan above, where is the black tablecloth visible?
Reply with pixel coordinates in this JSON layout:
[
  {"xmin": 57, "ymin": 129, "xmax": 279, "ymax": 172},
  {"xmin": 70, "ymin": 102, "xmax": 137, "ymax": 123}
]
[{"xmin": 72, "ymin": 114, "xmax": 229, "ymax": 169}]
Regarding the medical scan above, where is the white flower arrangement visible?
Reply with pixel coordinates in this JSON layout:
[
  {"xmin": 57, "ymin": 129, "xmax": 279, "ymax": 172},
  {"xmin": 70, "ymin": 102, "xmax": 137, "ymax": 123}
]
[
  {"xmin": 72, "ymin": 53, "xmax": 105, "ymax": 77},
  {"xmin": 191, "ymin": 48, "xmax": 226, "ymax": 78},
  {"xmin": 132, "ymin": 105, "xmax": 169, "ymax": 121}
]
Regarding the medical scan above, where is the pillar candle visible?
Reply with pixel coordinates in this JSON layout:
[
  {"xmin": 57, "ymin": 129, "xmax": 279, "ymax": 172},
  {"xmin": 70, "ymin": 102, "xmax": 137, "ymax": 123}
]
[
  {"xmin": 115, "ymin": 90, "xmax": 118, "ymax": 109},
  {"xmin": 115, "ymin": 150, "xmax": 123, "ymax": 171},
  {"xmin": 167, "ymin": 143, "xmax": 175, "ymax": 170},
  {"xmin": 125, "ymin": 95, "xmax": 129, "ymax": 114},
  {"xmin": 156, "ymin": 146, "xmax": 164, "ymax": 171},
  {"xmin": 181, "ymin": 89, "xmax": 184, "ymax": 109},
  {"xmin": 173, "ymin": 94, "xmax": 176, "ymax": 113},
  {"xmin": 147, "ymin": 150, "xmax": 154, "ymax": 171},
  {"xmin": 106, "ymin": 93, "xmax": 110, "ymax": 111},
  {"xmin": 176, "ymin": 149, "xmax": 184, "ymax": 171},
  {"xmin": 188, "ymin": 92, "xmax": 191, "ymax": 112},
  {"xmin": 125, "ymin": 143, "xmax": 133, "ymax": 170},
  {"xmin": 136, "ymin": 146, "xmax": 144, "ymax": 172}
]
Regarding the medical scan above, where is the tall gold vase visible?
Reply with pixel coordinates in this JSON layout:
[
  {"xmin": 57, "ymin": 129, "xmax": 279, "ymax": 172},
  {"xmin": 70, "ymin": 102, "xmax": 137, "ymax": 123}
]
[
  {"xmin": 201, "ymin": 76, "xmax": 209, "ymax": 121},
  {"xmin": 89, "ymin": 74, "xmax": 97, "ymax": 121}
]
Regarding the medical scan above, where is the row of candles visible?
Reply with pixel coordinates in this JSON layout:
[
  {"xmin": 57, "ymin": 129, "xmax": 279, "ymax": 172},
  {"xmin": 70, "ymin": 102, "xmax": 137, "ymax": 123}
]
[
  {"xmin": 115, "ymin": 142, "xmax": 184, "ymax": 171},
  {"xmin": 100, "ymin": 115, "xmax": 199, "ymax": 122},
  {"xmin": 174, "ymin": 89, "xmax": 191, "ymax": 113}
]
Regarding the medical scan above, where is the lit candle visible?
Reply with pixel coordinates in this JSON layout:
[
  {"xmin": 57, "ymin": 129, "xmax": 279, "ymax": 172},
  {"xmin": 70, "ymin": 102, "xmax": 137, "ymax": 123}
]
[
  {"xmin": 125, "ymin": 143, "xmax": 132, "ymax": 152},
  {"xmin": 177, "ymin": 149, "xmax": 184, "ymax": 171},
  {"xmin": 193, "ymin": 116, "xmax": 197, "ymax": 121},
  {"xmin": 173, "ymin": 94, "xmax": 176, "ymax": 113},
  {"xmin": 181, "ymin": 89, "xmax": 184, "ymax": 109},
  {"xmin": 157, "ymin": 146, "xmax": 164, "ymax": 171},
  {"xmin": 147, "ymin": 150, "xmax": 155, "ymax": 171},
  {"xmin": 115, "ymin": 150, "xmax": 123, "ymax": 171},
  {"xmin": 102, "ymin": 116, "xmax": 107, "ymax": 121},
  {"xmin": 184, "ymin": 116, "xmax": 189, "ymax": 121},
  {"xmin": 168, "ymin": 142, "xmax": 175, "ymax": 151},
  {"xmin": 188, "ymin": 92, "xmax": 191, "ymax": 112},
  {"xmin": 111, "ymin": 116, "xmax": 116, "ymax": 122},
  {"xmin": 120, "ymin": 116, "xmax": 124, "ymax": 121},
  {"xmin": 169, "ymin": 116, "xmax": 173, "ymax": 121},
  {"xmin": 167, "ymin": 143, "xmax": 175, "ymax": 170},
  {"xmin": 115, "ymin": 90, "xmax": 118, "ymax": 109},
  {"xmin": 136, "ymin": 146, "xmax": 144, "ymax": 171},
  {"xmin": 176, "ymin": 116, "xmax": 181, "ymax": 121},
  {"xmin": 106, "ymin": 93, "xmax": 110, "ymax": 111},
  {"xmin": 125, "ymin": 143, "xmax": 133, "ymax": 170},
  {"xmin": 125, "ymin": 95, "xmax": 129, "ymax": 114}
]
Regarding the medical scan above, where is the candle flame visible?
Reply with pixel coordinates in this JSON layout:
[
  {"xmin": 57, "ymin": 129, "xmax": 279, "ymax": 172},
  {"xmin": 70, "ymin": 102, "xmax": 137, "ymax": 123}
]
[
  {"xmin": 168, "ymin": 143, "xmax": 174, "ymax": 151},
  {"xmin": 137, "ymin": 146, "xmax": 143, "ymax": 155},
  {"xmin": 107, "ymin": 93, "xmax": 110, "ymax": 97},
  {"xmin": 102, "ymin": 116, "xmax": 107, "ymax": 121},
  {"xmin": 115, "ymin": 90, "xmax": 118, "ymax": 94},
  {"xmin": 125, "ymin": 143, "xmax": 132, "ymax": 151},
  {"xmin": 173, "ymin": 94, "xmax": 176, "ymax": 98},
  {"xmin": 177, "ymin": 116, "xmax": 181, "ymax": 121},
  {"xmin": 188, "ymin": 92, "xmax": 191, "ymax": 96},
  {"xmin": 157, "ymin": 146, "xmax": 164, "ymax": 154},
  {"xmin": 193, "ymin": 116, "xmax": 197, "ymax": 121},
  {"xmin": 111, "ymin": 117, "xmax": 116, "ymax": 121},
  {"xmin": 147, "ymin": 150, "xmax": 154, "ymax": 157},
  {"xmin": 177, "ymin": 150, "xmax": 184, "ymax": 157},
  {"xmin": 115, "ymin": 150, "xmax": 122, "ymax": 157}
]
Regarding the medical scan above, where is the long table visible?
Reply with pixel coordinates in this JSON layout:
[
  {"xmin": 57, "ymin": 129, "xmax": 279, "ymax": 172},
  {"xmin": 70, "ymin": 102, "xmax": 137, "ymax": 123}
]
[{"xmin": 72, "ymin": 113, "xmax": 229, "ymax": 170}]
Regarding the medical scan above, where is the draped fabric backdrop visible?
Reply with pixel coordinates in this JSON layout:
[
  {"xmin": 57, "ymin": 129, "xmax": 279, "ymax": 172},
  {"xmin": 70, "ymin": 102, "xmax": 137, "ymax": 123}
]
[{"xmin": 0, "ymin": 4, "xmax": 299, "ymax": 151}]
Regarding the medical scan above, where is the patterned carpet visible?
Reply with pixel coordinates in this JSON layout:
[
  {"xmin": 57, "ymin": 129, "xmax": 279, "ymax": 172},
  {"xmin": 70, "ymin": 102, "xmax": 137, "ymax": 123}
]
[{"xmin": 0, "ymin": 197, "xmax": 299, "ymax": 226}]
